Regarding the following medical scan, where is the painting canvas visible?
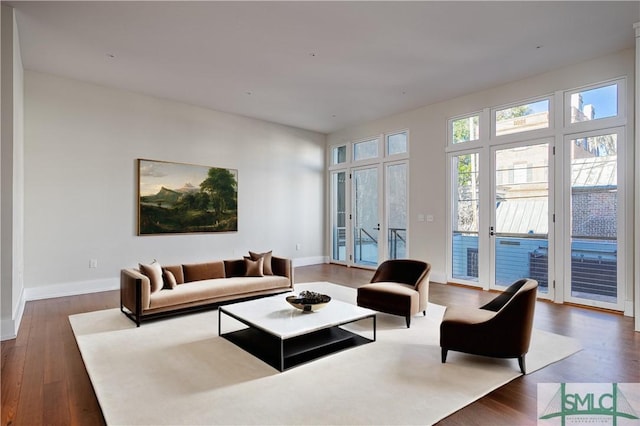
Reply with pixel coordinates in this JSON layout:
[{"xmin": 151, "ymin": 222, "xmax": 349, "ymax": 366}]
[{"xmin": 138, "ymin": 159, "xmax": 238, "ymax": 235}]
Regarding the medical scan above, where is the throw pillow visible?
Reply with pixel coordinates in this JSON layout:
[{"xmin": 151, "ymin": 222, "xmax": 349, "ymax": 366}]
[
  {"xmin": 163, "ymin": 268, "xmax": 177, "ymax": 289},
  {"xmin": 244, "ymin": 257, "xmax": 264, "ymax": 277},
  {"xmin": 139, "ymin": 260, "xmax": 163, "ymax": 293},
  {"xmin": 163, "ymin": 265, "xmax": 184, "ymax": 284},
  {"xmin": 249, "ymin": 250, "xmax": 273, "ymax": 275}
]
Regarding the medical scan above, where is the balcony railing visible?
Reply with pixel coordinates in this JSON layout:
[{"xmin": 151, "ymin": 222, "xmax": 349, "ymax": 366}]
[
  {"xmin": 332, "ymin": 226, "xmax": 407, "ymax": 264},
  {"xmin": 452, "ymin": 231, "xmax": 617, "ymax": 302}
]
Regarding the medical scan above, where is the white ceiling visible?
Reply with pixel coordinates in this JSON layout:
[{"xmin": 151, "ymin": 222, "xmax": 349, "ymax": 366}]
[{"xmin": 9, "ymin": 1, "xmax": 640, "ymax": 134}]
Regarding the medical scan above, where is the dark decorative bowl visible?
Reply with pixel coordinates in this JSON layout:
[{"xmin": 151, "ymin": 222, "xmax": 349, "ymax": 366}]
[{"xmin": 286, "ymin": 290, "xmax": 331, "ymax": 312}]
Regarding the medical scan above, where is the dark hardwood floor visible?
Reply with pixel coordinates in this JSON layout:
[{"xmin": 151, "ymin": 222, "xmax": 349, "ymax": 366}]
[{"xmin": 2, "ymin": 263, "xmax": 639, "ymax": 425}]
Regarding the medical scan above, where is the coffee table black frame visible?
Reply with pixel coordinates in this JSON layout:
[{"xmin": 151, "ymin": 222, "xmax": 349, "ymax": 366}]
[{"xmin": 218, "ymin": 301, "xmax": 376, "ymax": 372}]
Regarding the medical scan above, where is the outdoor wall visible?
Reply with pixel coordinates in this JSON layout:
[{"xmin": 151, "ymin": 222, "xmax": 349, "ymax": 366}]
[
  {"xmin": 327, "ymin": 48, "xmax": 635, "ymax": 307},
  {"xmin": 22, "ymin": 71, "xmax": 326, "ymax": 300}
]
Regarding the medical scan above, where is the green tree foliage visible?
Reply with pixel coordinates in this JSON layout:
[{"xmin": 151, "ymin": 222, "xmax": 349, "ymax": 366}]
[
  {"xmin": 453, "ymin": 119, "xmax": 470, "ymax": 144},
  {"xmin": 496, "ymin": 105, "xmax": 532, "ymax": 120},
  {"xmin": 200, "ymin": 168, "xmax": 238, "ymax": 216},
  {"xmin": 457, "ymin": 155, "xmax": 472, "ymax": 187},
  {"xmin": 175, "ymin": 193, "xmax": 196, "ymax": 212}
]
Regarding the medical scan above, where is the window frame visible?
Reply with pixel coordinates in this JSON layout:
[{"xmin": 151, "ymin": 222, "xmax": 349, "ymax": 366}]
[
  {"xmin": 352, "ymin": 136, "xmax": 381, "ymax": 164},
  {"xmin": 448, "ymin": 112, "xmax": 481, "ymax": 147},
  {"xmin": 445, "ymin": 76, "xmax": 628, "ymax": 309},
  {"xmin": 491, "ymin": 95, "xmax": 554, "ymax": 140},
  {"xmin": 385, "ymin": 129, "xmax": 410, "ymax": 159},
  {"xmin": 329, "ymin": 144, "xmax": 349, "ymax": 167},
  {"xmin": 563, "ymin": 78, "xmax": 626, "ymax": 132}
]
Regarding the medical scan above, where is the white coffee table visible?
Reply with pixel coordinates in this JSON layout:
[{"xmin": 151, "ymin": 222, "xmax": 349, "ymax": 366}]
[{"xmin": 218, "ymin": 292, "xmax": 376, "ymax": 371}]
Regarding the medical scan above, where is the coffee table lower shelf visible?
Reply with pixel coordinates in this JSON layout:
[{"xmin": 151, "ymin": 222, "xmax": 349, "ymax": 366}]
[{"xmin": 219, "ymin": 314, "xmax": 375, "ymax": 371}]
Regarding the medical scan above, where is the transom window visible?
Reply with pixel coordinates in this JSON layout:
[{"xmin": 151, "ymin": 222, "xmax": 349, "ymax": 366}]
[
  {"xmin": 387, "ymin": 131, "xmax": 408, "ymax": 156},
  {"xmin": 353, "ymin": 139, "xmax": 379, "ymax": 161},
  {"xmin": 451, "ymin": 114, "xmax": 480, "ymax": 144},
  {"xmin": 569, "ymin": 83, "xmax": 618, "ymax": 124},
  {"xmin": 332, "ymin": 145, "xmax": 347, "ymax": 165},
  {"xmin": 495, "ymin": 99, "xmax": 550, "ymax": 137}
]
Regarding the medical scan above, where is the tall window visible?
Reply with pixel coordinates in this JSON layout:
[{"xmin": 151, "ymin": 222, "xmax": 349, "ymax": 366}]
[
  {"xmin": 386, "ymin": 163, "xmax": 407, "ymax": 259},
  {"xmin": 447, "ymin": 78, "xmax": 626, "ymax": 312},
  {"xmin": 568, "ymin": 132, "xmax": 618, "ymax": 303},
  {"xmin": 329, "ymin": 131, "xmax": 409, "ymax": 267},
  {"xmin": 494, "ymin": 143, "xmax": 550, "ymax": 290},
  {"xmin": 451, "ymin": 152, "xmax": 480, "ymax": 282},
  {"xmin": 331, "ymin": 171, "xmax": 347, "ymax": 262}
]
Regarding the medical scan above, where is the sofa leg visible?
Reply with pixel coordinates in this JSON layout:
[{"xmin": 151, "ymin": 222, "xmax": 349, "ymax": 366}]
[
  {"xmin": 518, "ymin": 355, "xmax": 526, "ymax": 375},
  {"xmin": 405, "ymin": 316, "xmax": 411, "ymax": 328},
  {"xmin": 423, "ymin": 310, "xmax": 426, "ymax": 316},
  {"xmin": 441, "ymin": 348, "xmax": 448, "ymax": 363}
]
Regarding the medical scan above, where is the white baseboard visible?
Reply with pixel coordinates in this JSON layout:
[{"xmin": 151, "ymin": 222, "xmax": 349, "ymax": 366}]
[
  {"xmin": 624, "ymin": 300, "xmax": 634, "ymax": 317},
  {"xmin": 1, "ymin": 319, "xmax": 17, "ymax": 341},
  {"xmin": 24, "ymin": 278, "xmax": 119, "ymax": 302},
  {"xmin": 292, "ymin": 256, "xmax": 328, "ymax": 267},
  {"xmin": 1, "ymin": 287, "xmax": 26, "ymax": 341}
]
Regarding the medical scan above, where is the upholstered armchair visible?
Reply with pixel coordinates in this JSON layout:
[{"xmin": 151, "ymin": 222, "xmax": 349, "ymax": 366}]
[
  {"xmin": 440, "ymin": 278, "xmax": 538, "ymax": 374},
  {"xmin": 356, "ymin": 259, "xmax": 431, "ymax": 328}
]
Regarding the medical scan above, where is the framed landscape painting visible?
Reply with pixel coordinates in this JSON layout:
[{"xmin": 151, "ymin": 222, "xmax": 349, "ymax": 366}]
[{"xmin": 137, "ymin": 159, "xmax": 238, "ymax": 235}]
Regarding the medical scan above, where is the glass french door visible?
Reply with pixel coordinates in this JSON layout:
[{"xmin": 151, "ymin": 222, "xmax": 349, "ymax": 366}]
[
  {"xmin": 331, "ymin": 162, "xmax": 407, "ymax": 268},
  {"xmin": 330, "ymin": 171, "xmax": 347, "ymax": 263},
  {"xmin": 451, "ymin": 152, "xmax": 480, "ymax": 284},
  {"xmin": 352, "ymin": 166, "xmax": 380, "ymax": 267},
  {"xmin": 386, "ymin": 162, "xmax": 407, "ymax": 260},
  {"xmin": 490, "ymin": 141, "xmax": 553, "ymax": 297},
  {"xmin": 564, "ymin": 129, "xmax": 624, "ymax": 310}
]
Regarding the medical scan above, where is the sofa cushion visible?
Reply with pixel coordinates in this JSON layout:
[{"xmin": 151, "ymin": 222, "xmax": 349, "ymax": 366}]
[
  {"xmin": 357, "ymin": 282, "xmax": 418, "ymax": 316},
  {"xmin": 224, "ymin": 259, "xmax": 246, "ymax": 278},
  {"xmin": 183, "ymin": 261, "xmax": 225, "ymax": 282},
  {"xmin": 244, "ymin": 257, "xmax": 264, "ymax": 277},
  {"xmin": 148, "ymin": 276, "xmax": 291, "ymax": 310},
  {"xmin": 249, "ymin": 250, "xmax": 273, "ymax": 275},
  {"xmin": 163, "ymin": 269, "xmax": 177, "ymax": 289},
  {"xmin": 139, "ymin": 261, "xmax": 163, "ymax": 293},
  {"xmin": 163, "ymin": 265, "xmax": 184, "ymax": 284}
]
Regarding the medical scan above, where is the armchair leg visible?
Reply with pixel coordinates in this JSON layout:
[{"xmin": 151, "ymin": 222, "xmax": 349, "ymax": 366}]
[
  {"xmin": 423, "ymin": 310, "xmax": 426, "ymax": 316},
  {"xmin": 441, "ymin": 348, "xmax": 448, "ymax": 363},
  {"xmin": 405, "ymin": 315, "xmax": 411, "ymax": 328},
  {"xmin": 518, "ymin": 355, "xmax": 526, "ymax": 374}
]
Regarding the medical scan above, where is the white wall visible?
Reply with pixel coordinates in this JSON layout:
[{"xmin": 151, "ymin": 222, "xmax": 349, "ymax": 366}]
[
  {"xmin": 328, "ymin": 49, "xmax": 636, "ymax": 303},
  {"xmin": 23, "ymin": 71, "xmax": 326, "ymax": 299},
  {"xmin": 1, "ymin": 5, "xmax": 25, "ymax": 340},
  {"xmin": 635, "ymin": 23, "xmax": 640, "ymax": 331}
]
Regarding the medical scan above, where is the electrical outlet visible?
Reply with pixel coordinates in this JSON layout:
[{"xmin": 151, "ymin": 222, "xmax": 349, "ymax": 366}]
[
  {"xmin": 89, "ymin": 259, "xmax": 98, "ymax": 268},
  {"xmin": 296, "ymin": 243, "xmax": 301, "ymax": 251}
]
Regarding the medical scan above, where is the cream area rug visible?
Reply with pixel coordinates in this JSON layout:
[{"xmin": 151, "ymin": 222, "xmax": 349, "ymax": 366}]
[{"xmin": 69, "ymin": 282, "xmax": 581, "ymax": 425}]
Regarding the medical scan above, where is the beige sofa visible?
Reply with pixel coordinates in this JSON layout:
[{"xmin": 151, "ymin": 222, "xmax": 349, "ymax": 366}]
[{"xmin": 120, "ymin": 255, "xmax": 293, "ymax": 326}]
